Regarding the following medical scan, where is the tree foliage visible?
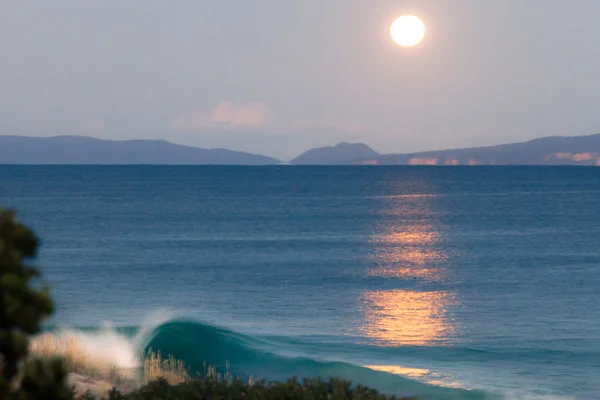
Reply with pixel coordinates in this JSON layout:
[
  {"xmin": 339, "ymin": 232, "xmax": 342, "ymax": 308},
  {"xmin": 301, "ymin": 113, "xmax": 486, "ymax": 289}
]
[{"xmin": 0, "ymin": 208, "xmax": 69, "ymax": 399}]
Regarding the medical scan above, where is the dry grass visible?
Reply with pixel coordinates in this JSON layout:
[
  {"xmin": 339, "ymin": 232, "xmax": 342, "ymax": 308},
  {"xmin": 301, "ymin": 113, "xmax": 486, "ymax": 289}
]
[
  {"xmin": 29, "ymin": 333, "xmax": 191, "ymax": 388},
  {"xmin": 142, "ymin": 348, "xmax": 190, "ymax": 385},
  {"xmin": 199, "ymin": 360, "xmax": 235, "ymax": 384},
  {"xmin": 29, "ymin": 332, "xmax": 123, "ymax": 380}
]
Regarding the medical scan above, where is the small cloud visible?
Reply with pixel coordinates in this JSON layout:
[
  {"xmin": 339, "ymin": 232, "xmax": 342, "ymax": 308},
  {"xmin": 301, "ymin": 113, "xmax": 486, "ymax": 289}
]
[
  {"xmin": 211, "ymin": 101, "xmax": 273, "ymax": 127},
  {"xmin": 172, "ymin": 101, "xmax": 274, "ymax": 132}
]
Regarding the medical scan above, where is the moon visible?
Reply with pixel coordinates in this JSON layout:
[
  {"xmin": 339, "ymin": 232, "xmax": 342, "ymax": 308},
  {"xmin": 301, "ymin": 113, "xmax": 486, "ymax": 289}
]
[{"xmin": 390, "ymin": 15, "xmax": 425, "ymax": 47}]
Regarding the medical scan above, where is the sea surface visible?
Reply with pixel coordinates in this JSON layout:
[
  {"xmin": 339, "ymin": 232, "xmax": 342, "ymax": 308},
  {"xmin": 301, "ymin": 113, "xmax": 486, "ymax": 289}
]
[{"xmin": 1, "ymin": 166, "xmax": 599, "ymax": 399}]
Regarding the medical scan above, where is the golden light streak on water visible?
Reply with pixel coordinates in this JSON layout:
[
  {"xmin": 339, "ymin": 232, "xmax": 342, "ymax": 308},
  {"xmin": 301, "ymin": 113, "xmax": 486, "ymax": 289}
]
[
  {"xmin": 360, "ymin": 289, "xmax": 456, "ymax": 346},
  {"xmin": 364, "ymin": 364, "xmax": 430, "ymax": 377},
  {"xmin": 361, "ymin": 189, "xmax": 457, "ymax": 347}
]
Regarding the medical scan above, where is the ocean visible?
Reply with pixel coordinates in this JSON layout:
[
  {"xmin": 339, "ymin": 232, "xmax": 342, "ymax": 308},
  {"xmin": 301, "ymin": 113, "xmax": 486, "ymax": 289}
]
[{"xmin": 1, "ymin": 165, "xmax": 599, "ymax": 399}]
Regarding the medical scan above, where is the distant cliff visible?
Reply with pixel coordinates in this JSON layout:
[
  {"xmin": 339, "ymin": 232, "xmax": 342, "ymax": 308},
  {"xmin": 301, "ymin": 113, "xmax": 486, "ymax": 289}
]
[
  {"xmin": 0, "ymin": 135, "xmax": 280, "ymax": 165},
  {"xmin": 374, "ymin": 133, "xmax": 600, "ymax": 166},
  {"xmin": 290, "ymin": 134, "xmax": 600, "ymax": 166},
  {"xmin": 290, "ymin": 142, "xmax": 379, "ymax": 165}
]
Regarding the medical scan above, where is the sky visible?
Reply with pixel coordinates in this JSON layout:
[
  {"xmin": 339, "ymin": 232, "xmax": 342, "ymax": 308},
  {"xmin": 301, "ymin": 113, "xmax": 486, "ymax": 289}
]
[{"xmin": 1, "ymin": 0, "xmax": 599, "ymax": 160}]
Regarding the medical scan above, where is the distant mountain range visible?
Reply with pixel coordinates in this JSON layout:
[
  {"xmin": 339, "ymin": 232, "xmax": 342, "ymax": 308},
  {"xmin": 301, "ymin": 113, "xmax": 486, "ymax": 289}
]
[
  {"xmin": 291, "ymin": 133, "xmax": 600, "ymax": 166},
  {"xmin": 1, "ymin": 133, "xmax": 600, "ymax": 166},
  {"xmin": 372, "ymin": 133, "xmax": 600, "ymax": 166},
  {"xmin": 0, "ymin": 135, "xmax": 278, "ymax": 165}
]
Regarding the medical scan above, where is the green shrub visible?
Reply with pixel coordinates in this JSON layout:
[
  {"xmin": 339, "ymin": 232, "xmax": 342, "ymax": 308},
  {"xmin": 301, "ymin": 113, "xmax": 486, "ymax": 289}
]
[
  {"xmin": 17, "ymin": 357, "xmax": 74, "ymax": 400},
  {"xmin": 0, "ymin": 208, "xmax": 71, "ymax": 399},
  {"xmin": 93, "ymin": 377, "xmax": 416, "ymax": 400}
]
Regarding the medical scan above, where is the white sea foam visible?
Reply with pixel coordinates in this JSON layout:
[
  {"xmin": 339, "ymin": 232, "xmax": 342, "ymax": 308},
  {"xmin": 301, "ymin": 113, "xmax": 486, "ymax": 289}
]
[
  {"xmin": 31, "ymin": 309, "xmax": 179, "ymax": 379},
  {"xmin": 59, "ymin": 326, "xmax": 139, "ymax": 370}
]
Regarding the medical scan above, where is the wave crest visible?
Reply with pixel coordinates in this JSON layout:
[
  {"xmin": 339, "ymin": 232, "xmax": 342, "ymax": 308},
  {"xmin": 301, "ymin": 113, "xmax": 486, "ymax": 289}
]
[{"xmin": 36, "ymin": 315, "xmax": 497, "ymax": 400}]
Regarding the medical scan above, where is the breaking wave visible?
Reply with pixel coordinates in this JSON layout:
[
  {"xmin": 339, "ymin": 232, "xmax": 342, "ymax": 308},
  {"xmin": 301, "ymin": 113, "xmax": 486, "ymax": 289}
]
[{"xmin": 39, "ymin": 313, "xmax": 573, "ymax": 400}]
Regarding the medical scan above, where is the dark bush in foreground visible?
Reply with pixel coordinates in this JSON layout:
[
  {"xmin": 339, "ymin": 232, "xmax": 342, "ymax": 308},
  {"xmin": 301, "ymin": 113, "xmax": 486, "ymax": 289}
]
[
  {"xmin": 82, "ymin": 377, "xmax": 416, "ymax": 400},
  {"xmin": 0, "ymin": 208, "xmax": 73, "ymax": 399}
]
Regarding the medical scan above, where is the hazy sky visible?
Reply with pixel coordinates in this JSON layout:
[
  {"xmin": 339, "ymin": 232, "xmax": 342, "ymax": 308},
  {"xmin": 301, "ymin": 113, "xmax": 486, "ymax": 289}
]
[{"xmin": 1, "ymin": 0, "xmax": 599, "ymax": 160}]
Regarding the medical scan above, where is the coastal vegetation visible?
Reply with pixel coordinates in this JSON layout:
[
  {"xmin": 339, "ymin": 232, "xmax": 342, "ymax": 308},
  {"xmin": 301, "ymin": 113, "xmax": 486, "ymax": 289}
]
[{"xmin": 0, "ymin": 207, "xmax": 415, "ymax": 399}]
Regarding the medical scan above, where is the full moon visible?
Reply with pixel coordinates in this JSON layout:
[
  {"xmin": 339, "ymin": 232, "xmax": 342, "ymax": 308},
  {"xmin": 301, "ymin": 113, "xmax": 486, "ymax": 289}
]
[{"xmin": 390, "ymin": 15, "xmax": 425, "ymax": 47}]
